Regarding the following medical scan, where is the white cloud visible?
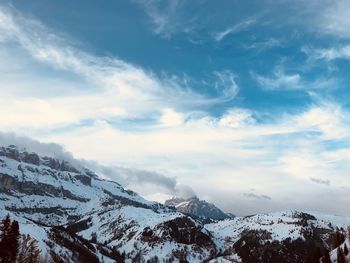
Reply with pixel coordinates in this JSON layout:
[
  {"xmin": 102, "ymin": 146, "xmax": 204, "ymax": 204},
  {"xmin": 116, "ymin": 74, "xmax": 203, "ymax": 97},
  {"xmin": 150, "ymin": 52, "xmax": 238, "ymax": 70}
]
[
  {"xmin": 159, "ymin": 108, "xmax": 184, "ymax": 127},
  {"xmin": 133, "ymin": 0, "xmax": 188, "ymax": 38},
  {"xmin": 282, "ymin": 0, "xmax": 350, "ymax": 40},
  {"xmin": 214, "ymin": 18, "xmax": 257, "ymax": 41},
  {"xmin": 218, "ymin": 108, "xmax": 255, "ymax": 128},
  {"xmin": 135, "ymin": 0, "xmax": 350, "ymax": 42},
  {"xmin": 0, "ymin": 6, "xmax": 238, "ymax": 131},
  {"xmin": 37, "ymin": 102, "xmax": 350, "ymax": 215},
  {"xmin": 212, "ymin": 70, "xmax": 239, "ymax": 100},
  {"xmin": 244, "ymin": 38, "xmax": 282, "ymax": 52},
  {"xmin": 302, "ymin": 45, "xmax": 350, "ymax": 61},
  {"xmin": 253, "ymin": 66, "xmax": 335, "ymax": 91},
  {"xmin": 317, "ymin": 0, "xmax": 350, "ymax": 39},
  {"xmin": 0, "ymin": 94, "xmax": 347, "ymax": 215},
  {"xmin": 294, "ymin": 105, "xmax": 349, "ymax": 140},
  {"xmin": 254, "ymin": 69, "xmax": 301, "ymax": 90}
]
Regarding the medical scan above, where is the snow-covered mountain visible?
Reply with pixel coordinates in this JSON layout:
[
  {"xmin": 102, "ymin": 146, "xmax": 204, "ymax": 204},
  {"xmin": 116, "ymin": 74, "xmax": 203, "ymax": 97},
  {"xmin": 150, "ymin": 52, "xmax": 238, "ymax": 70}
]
[
  {"xmin": 165, "ymin": 196, "xmax": 232, "ymax": 221},
  {"xmin": 0, "ymin": 145, "xmax": 349, "ymax": 263},
  {"xmin": 0, "ymin": 145, "xmax": 216, "ymax": 262}
]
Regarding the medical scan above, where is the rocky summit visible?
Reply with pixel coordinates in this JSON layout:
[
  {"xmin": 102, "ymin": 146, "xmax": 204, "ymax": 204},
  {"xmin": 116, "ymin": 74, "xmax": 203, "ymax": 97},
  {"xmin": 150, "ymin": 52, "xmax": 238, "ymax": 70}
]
[{"xmin": 165, "ymin": 196, "xmax": 232, "ymax": 221}]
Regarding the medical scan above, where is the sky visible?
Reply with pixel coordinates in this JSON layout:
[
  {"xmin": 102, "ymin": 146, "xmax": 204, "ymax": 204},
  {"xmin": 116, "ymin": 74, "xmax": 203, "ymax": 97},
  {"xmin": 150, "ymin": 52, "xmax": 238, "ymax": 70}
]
[{"xmin": 1, "ymin": 0, "xmax": 350, "ymax": 216}]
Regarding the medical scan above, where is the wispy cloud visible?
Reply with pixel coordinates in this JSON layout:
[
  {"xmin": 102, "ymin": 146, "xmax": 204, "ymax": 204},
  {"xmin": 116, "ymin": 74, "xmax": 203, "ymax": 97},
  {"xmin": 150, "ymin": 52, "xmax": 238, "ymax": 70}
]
[
  {"xmin": 281, "ymin": 0, "xmax": 350, "ymax": 40},
  {"xmin": 133, "ymin": 0, "xmax": 189, "ymax": 38},
  {"xmin": 218, "ymin": 108, "xmax": 255, "ymax": 128},
  {"xmin": 0, "ymin": 6, "xmax": 238, "ymax": 131},
  {"xmin": 214, "ymin": 18, "xmax": 257, "ymax": 41},
  {"xmin": 244, "ymin": 193, "xmax": 272, "ymax": 200},
  {"xmin": 212, "ymin": 70, "xmax": 239, "ymax": 100},
  {"xmin": 252, "ymin": 67, "xmax": 335, "ymax": 91},
  {"xmin": 316, "ymin": 0, "xmax": 350, "ymax": 39},
  {"xmin": 253, "ymin": 69, "xmax": 301, "ymax": 90},
  {"xmin": 245, "ymin": 38, "xmax": 282, "ymax": 52},
  {"xmin": 84, "ymin": 163, "xmax": 196, "ymax": 198},
  {"xmin": 310, "ymin": 177, "xmax": 330, "ymax": 186},
  {"xmin": 302, "ymin": 45, "xmax": 350, "ymax": 61}
]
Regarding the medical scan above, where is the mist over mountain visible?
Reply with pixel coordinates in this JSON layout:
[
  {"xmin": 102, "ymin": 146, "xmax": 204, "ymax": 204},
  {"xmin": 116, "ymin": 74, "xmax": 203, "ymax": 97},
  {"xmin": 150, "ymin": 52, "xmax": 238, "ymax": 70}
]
[{"xmin": 0, "ymin": 145, "xmax": 349, "ymax": 262}]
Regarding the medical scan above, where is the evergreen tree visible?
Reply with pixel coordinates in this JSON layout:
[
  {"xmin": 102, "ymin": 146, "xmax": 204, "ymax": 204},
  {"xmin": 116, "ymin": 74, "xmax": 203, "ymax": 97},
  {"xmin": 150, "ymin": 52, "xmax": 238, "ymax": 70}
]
[
  {"xmin": 0, "ymin": 214, "xmax": 15, "ymax": 263},
  {"xmin": 0, "ymin": 214, "xmax": 11, "ymax": 239},
  {"xmin": 337, "ymin": 247, "xmax": 345, "ymax": 263},
  {"xmin": 27, "ymin": 238, "xmax": 40, "ymax": 263},
  {"xmin": 8, "ymin": 220, "xmax": 20, "ymax": 263},
  {"xmin": 344, "ymin": 242, "xmax": 349, "ymax": 255},
  {"xmin": 307, "ymin": 246, "xmax": 322, "ymax": 263},
  {"xmin": 322, "ymin": 249, "xmax": 331, "ymax": 263},
  {"xmin": 18, "ymin": 234, "xmax": 41, "ymax": 263},
  {"xmin": 332, "ymin": 231, "xmax": 345, "ymax": 249},
  {"xmin": 0, "ymin": 215, "xmax": 9, "ymax": 260}
]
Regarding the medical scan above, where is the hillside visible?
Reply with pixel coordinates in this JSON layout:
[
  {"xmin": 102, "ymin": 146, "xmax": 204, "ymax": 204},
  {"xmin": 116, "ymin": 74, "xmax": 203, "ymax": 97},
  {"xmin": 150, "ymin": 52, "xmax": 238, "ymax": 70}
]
[{"xmin": 0, "ymin": 145, "xmax": 349, "ymax": 262}]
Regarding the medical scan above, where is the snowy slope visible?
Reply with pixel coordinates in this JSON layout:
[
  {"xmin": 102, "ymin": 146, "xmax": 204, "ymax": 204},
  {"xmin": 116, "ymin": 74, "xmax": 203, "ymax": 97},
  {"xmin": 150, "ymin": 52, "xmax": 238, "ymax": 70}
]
[
  {"xmin": 206, "ymin": 210, "xmax": 350, "ymax": 243},
  {"xmin": 0, "ymin": 146, "xmax": 215, "ymax": 262},
  {"xmin": 1, "ymin": 145, "xmax": 350, "ymax": 262},
  {"xmin": 205, "ymin": 210, "xmax": 350, "ymax": 262}
]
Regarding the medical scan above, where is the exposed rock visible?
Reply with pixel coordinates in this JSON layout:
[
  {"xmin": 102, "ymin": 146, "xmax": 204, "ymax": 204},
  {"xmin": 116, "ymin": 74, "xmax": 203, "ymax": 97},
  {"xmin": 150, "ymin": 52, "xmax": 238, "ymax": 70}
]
[{"xmin": 165, "ymin": 196, "xmax": 232, "ymax": 221}]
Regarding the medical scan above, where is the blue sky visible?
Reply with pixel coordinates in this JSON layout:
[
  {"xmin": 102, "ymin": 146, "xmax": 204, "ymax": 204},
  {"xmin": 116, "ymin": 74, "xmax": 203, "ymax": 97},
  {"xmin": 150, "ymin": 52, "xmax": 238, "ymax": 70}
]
[
  {"xmin": 5, "ymin": 0, "xmax": 349, "ymax": 113},
  {"xmin": 1, "ymin": 0, "xmax": 350, "ymax": 215}
]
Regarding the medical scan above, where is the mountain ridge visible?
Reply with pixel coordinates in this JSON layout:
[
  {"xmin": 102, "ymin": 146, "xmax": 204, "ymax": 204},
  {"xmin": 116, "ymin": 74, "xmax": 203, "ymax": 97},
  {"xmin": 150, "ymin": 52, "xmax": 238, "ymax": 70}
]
[{"xmin": 0, "ymin": 145, "xmax": 349, "ymax": 262}]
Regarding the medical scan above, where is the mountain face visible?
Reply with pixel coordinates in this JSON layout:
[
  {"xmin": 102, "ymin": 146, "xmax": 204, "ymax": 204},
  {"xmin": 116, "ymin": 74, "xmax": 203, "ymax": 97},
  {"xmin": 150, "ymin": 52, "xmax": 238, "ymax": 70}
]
[
  {"xmin": 0, "ymin": 145, "xmax": 349, "ymax": 263},
  {"xmin": 165, "ymin": 196, "xmax": 232, "ymax": 221},
  {"xmin": 0, "ymin": 146, "xmax": 216, "ymax": 262}
]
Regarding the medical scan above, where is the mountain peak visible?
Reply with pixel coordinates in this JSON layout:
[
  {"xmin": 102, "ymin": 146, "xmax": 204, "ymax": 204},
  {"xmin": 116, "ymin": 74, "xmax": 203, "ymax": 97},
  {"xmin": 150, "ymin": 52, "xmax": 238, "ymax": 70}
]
[{"xmin": 165, "ymin": 195, "xmax": 233, "ymax": 221}]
